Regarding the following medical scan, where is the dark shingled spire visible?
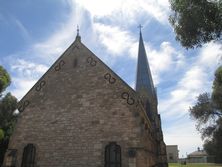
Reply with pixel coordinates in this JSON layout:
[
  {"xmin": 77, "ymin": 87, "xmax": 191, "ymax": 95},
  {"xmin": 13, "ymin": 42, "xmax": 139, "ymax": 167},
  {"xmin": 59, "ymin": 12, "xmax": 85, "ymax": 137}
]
[{"xmin": 135, "ymin": 29, "xmax": 155, "ymax": 98}]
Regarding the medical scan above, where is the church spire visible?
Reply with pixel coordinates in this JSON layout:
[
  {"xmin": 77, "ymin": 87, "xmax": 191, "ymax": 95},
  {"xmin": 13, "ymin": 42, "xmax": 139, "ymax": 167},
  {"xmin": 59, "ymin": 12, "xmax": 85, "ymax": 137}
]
[{"xmin": 135, "ymin": 27, "xmax": 155, "ymax": 99}]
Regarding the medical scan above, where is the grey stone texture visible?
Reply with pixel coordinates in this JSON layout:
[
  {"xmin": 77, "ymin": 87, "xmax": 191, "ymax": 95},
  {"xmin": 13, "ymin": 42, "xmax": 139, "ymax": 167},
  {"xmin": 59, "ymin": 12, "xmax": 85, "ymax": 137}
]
[{"xmin": 4, "ymin": 36, "xmax": 167, "ymax": 167}]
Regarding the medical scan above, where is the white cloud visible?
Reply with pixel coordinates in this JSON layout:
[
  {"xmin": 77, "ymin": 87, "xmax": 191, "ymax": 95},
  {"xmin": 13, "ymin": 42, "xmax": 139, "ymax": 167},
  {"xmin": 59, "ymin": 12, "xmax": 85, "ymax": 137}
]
[
  {"xmin": 160, "ymin": 42, "xmax": 222, "ymax": 156},
  {"xmin": 9, "ymin": 59, "xmax": 48, "ymax": 99},
  {"xmin": 11, "ymin": 59, "xmax": 48, "ymax": 77},
  {"xmin": 147, "ymin": 42, "xmax": 185, "ymax": 84},
  {"xmin": 94, "ymin": 23, "xmax": 136, "ymax": 55},
  {"xmin": 138, "ymin": 0, "xmax": 170, "ymax": 23},
  {"xmin": 75, "ymin": 0, "xmax": 121, "ymax": 16},
  {"xmin": 160, "ymin": 42, "xmax": 222, "ymax": 118},
  {"xmin": 75, "ymin": 0, "xmax": 170, "ymax": 24},
  {"xmin": 94, "ymin": 24, "xmax": 185, "ymax": 86},
  {"xmin": 11, "ymin": 78, "xmax": 37, "ymax": 100},
  {"xmin": 199, "ymin": 41, "xmax": 222, "ymax": 67}
]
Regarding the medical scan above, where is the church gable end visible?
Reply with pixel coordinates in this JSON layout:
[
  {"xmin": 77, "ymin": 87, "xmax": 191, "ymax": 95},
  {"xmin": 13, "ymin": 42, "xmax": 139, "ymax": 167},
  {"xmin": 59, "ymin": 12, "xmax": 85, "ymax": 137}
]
[{"xmin": 5, "ymin": 32, "xmax": 167, "ymax": 167}]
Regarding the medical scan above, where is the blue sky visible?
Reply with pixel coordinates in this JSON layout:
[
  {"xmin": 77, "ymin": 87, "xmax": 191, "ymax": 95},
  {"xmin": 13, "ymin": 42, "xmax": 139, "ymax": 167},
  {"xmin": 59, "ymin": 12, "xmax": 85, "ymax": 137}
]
[{"xmin": 1, "ymin": 0, "xmax": 221, "ymax": 157}]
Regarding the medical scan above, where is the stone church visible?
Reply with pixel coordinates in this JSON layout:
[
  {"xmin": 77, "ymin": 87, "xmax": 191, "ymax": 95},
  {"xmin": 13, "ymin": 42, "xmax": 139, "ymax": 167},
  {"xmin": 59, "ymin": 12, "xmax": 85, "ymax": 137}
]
[{"xmin": 3, "ymin": 29, "xmax": 168, "ymax": 167}]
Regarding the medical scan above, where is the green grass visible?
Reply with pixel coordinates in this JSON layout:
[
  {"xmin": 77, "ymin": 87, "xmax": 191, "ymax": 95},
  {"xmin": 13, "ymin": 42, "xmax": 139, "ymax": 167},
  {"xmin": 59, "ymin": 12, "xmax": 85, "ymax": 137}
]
[{"xmin": 169, "ymin": 163, "xmax": 222, "ymax": 167}]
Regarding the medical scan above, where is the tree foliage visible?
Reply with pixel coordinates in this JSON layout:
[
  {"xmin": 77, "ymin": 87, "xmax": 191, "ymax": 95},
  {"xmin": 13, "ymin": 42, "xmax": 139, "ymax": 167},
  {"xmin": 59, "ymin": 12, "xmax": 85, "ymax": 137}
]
[
  {"xmin": 0, "ymin": 66, "xmax": 17, "ymax": 165},
  {"xmin": 0, "ymin": 66, "xmax": 11, "ymax": 95},
  {"xmin": 190, "ymin": 66, "xmax": 222, "ymax": 163},
  {"xmin": 0, "ymin": 93, "xmax": 18, "ymax": 139},
  {"xmin": 0, "ymin": 129, "xmax": 4, "ymax": 141},
  {"xmin": 203, "ymin": 125, "xmax": 222, "ymax": 163},
  {"xmin": 169, "ymin": 0, "xmax": 222, "ymax": 48},
  {"xmin": 212, "ymin": 66, "xmax": 222, "ymax": 110}
]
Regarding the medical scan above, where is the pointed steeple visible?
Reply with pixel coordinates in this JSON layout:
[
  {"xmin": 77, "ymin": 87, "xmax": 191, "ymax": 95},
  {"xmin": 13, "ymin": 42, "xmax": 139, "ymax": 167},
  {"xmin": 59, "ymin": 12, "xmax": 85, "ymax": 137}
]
[{"xmin": 135, "ymin": 28, "xmax": 155, "ymax": 99}]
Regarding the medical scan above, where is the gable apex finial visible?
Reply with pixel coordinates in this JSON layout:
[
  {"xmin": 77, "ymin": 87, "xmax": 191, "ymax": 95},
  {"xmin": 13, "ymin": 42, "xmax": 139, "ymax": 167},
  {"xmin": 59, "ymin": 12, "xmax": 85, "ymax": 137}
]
[
  {"xmin": 77, "ymin": 25, "xmax": 79, "ymax": 36},
  {"xmin": 75, "ymin": 25, "xmax": 81, "ymax": 42}
]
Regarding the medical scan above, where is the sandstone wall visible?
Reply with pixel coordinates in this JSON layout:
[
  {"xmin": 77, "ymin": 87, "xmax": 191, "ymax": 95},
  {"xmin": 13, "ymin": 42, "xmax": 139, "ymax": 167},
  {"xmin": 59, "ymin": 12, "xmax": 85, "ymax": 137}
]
[{"xmin": 5, "ymin": 40, "xmax": 158, "ymax": 167}]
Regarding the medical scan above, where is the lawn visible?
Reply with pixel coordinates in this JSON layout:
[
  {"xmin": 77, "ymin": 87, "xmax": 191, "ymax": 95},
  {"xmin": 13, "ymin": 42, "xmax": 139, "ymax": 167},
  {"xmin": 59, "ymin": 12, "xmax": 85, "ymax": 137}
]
[{"xmin": 169, "ymin": 163, "xmax": 222, "ymax": 167}]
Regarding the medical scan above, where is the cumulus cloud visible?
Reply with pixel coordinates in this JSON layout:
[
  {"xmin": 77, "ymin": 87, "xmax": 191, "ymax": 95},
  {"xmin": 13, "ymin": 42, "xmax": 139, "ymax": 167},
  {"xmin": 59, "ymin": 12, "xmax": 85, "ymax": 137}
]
[
  {"xmin": 147, "ymin": 42, "xmax": 185, "ymax": 85},
  {"xmin": 160, "ymin": 42, "xmax": 222, "ymax": 119},
  {"xmin": 198, "ymin": 41, "xmax": 222, "ymax": 67},
  {"xmin": 94, "ymin": 23, "xmax": 136, "ymax": 55},
  {"xmin": 10, "ymin": 59, "xmax": 48, "ymax": 99},
  {"xmin": 11, "ymin": 78, "xmax": 37, "ymax": 100},
  {"xmin": 160, "ymin": 42, "xmax": 222, "ymax": 157},
  {"xmin": 11, "ymin": 59, "xmax": 48, "ymax": 77},
  {"xmin": 75, "ymin": 0, "xmax": 170, "ymax": 24},
  {"xmin": 161, "ymin": 66, "xmax": 208, "ymax": 117},
  {"xmin": 93, "ymin": 23, "xmax": 186, "ymax": 86}
]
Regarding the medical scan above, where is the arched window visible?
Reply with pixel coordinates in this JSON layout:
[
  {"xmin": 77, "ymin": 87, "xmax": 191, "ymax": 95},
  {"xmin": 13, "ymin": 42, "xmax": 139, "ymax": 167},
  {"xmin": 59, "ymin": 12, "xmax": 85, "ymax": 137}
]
[
  {"xmin": 21, "ymin": 144, "xmax": 36, "ymax": 167},
  {"xmin": 105, "ymin": 142, "xmax": 121, "ymax": 167}
]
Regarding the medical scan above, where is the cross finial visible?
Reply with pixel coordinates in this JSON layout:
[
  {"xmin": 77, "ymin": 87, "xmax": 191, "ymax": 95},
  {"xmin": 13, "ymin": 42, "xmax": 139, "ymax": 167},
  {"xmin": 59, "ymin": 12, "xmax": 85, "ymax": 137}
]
[
  {"xmin": 138, "ymin": 24, "xmax": 143, "ymax": 32},
  {"xmin": 75, "ymin": 25, "xmax": 81, "ymax": 42},
  {"xmin": 77, "ymin": 25, "xmax": 79, "ymax": 36}
]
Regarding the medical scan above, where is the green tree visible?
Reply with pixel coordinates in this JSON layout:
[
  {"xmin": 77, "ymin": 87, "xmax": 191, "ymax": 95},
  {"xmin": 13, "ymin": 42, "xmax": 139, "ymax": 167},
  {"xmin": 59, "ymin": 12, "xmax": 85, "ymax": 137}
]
[
  {"xmin": 0, "ymin": 129, "xmax": 4, "ymax": 140},
  {"xmin": 212, "ymin": 66, "xmax": 222, "ymax": 110},
  {"xmin": 203, "ymin": 127, "xmax": 222, "ymax": 163},
  {"xmin": 190, "ymin": 66, "xmax": 222, "ymax": 163},
  {"xmin": 0, "ymin": 66, "xmax": 17, "ymax": 165},
  {"xmin": 0, "ymin": 66, "xmax": 11, "ymax": 95},
  {"xmin": 169, "ymin": 0, "xmax": 222, "ymax": 162},
  {"xmin": 169, "ymin": 0, "xmax": 222, "ymax": 48},
  {"xmin": 0, "ymin": 93, "xmax": 18, "ymax": 139}
]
